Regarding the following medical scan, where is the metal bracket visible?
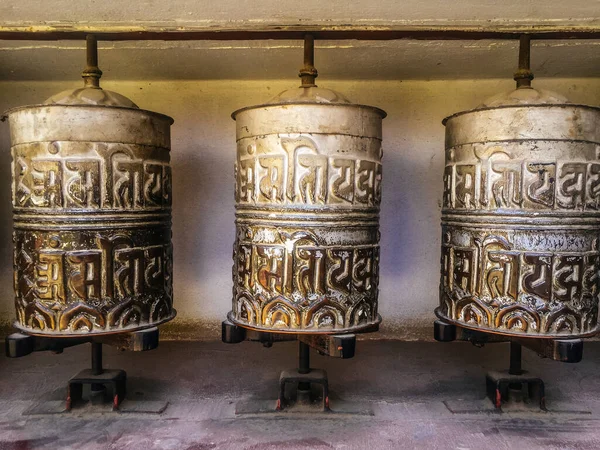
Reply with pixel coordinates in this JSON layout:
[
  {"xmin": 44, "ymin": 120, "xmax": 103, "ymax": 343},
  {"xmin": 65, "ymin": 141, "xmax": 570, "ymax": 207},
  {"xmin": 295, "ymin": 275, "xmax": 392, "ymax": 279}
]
[
  {"xmin": 433, "ymin": 320, "xmax": 583, "ymax": 363},
  {"xmin": 5, "ymin": 326, "xmax": 160, "ymax": 358},
  {"xmin": 221, "ymin": 319, "xmax": 357, "ymax": 358},
  {"xmin": 297, "ymin": 334, "xmax": 356, "ymax": 359}
]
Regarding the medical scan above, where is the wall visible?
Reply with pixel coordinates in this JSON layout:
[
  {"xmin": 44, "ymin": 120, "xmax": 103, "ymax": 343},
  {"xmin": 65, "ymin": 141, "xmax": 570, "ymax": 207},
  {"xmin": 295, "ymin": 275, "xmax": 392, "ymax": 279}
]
[
  {"xmin": 2, "ymin": 0, "xmax": 599, "ymax": 26},
  {"xmin": 1, "ymin": 77, "xmax": 600, "ymax": 339}
]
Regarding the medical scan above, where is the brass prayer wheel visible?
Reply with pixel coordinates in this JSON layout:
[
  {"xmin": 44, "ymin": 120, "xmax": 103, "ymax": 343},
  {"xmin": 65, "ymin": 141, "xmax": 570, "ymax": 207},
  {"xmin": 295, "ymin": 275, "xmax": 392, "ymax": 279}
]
[
  {"xmin": 228, "ymin": 39, "xmax": 386, "ymax": 333},
  {"xmin": 437, "ymin": 50, "xmax": 600, "ymax": 337},
  {"xmin": 5, "ymin": 37, "xmax": 175, "ymax": 335}
]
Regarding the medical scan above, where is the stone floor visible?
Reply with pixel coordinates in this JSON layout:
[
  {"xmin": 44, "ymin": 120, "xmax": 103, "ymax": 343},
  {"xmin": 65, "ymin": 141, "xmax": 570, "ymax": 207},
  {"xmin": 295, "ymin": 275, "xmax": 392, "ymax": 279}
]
[{"xmin": 1, "ymin": 339, "xmax": 600, "ymax": 450}]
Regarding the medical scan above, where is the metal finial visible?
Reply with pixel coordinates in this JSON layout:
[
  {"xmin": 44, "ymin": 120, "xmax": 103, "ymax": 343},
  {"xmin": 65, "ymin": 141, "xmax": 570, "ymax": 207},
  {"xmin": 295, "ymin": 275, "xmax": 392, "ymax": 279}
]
[
  {"xmin": 514, "ymin": 35, "xmax": 534, "ymax": 89},
  {"xmin": 299, "ymin": 34, "xmax": 318, "ymax": 87},
  {"xmin": 82, "ymin": 35, "xmax": 103, "ymax": 88}
]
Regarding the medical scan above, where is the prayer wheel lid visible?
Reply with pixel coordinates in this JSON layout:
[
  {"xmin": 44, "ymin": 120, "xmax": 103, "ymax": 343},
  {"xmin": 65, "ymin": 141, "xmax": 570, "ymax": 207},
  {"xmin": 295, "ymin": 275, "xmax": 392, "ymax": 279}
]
[
  {"xmin": 475, "ymin": 86, "xmax": 570, "ymax": 109},
  {"xmin": 442, "ymin": 87, "xmax": 586, "ymax": 125},
  {"xmin": 232, "ymin": 85, "xmax": 387, "ymax": 119},
  {"xmin": 4, "ymin": 83, "xmax": 174, "ymax": 124},
  {"xmin": 266, "ymin": 86, "xmax": 352, "ymax": 105},
  {"xmin": 43, "ymin": 86, "xmax": 139, "ymax": 108}
]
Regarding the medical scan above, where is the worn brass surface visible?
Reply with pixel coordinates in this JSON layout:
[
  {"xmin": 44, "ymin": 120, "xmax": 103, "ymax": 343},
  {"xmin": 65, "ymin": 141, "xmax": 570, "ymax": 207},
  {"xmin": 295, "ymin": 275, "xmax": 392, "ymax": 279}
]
[
  {"xmin": 6, "ymin": 91, "xmax": 175, "ymax": 336},
  {"xmin": 439, "ymin": 87, "xmax": 600, "ymax": 338},
  {"xmin": 229, "ymin": 86, "xmax": 386, "ymax": 333}
]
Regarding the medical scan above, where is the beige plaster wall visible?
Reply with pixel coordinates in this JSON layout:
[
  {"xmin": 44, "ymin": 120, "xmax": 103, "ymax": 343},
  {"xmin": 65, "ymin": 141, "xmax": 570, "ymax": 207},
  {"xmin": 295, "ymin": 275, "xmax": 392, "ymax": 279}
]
[
  {"xmin": 1, "ymin": 77, "xmax": 600, "ymax": 339},
  {"xmin": 2, "ymin": 0, "xmax": 599, "ymax": 25}
]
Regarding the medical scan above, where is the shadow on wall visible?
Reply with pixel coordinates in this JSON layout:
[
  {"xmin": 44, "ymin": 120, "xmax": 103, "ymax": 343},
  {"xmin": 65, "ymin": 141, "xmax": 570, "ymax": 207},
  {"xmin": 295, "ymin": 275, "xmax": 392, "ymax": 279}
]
[
  {"xmin": 162, "ymin": 86, "xmax": 237, "ymax": 322},
  {"xmin": 372, "ymin": 81, "xmax": 450, "ymax": 336}
]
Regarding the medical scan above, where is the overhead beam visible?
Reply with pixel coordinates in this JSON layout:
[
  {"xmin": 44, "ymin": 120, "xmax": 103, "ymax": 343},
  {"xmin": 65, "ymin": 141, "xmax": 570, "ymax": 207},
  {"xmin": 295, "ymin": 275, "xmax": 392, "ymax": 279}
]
[{"xmin": 0, "ymin": 24, "xmax": 599, "ymax": 41}]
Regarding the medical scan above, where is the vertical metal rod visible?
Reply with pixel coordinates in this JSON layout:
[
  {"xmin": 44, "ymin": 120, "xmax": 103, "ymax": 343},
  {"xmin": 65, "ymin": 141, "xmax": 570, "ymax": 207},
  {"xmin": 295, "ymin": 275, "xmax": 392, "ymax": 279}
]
[
  {"xmin": 298, "ymin": 341, "xmax": 311, "ymax": 392},
  {"xmin": 303, "ymin": 35, "xmax": 314, "ymax": 71},
  {"xmin": 518, "ymin": 35, "xmax": 531, "ymax": 73},
  {"xmin": 514, "ymin": 35, "xmax": 533, "ymax": 89},
  {"xmin": 298, "ymin": 341, "xmax": 310, "ymax": 374},
  {"xmin": 82, "ymin": 34, "xmax": 102, "ymax": 88},
  {"xmin": 509, "ymin": 341, "xmax": 523, "ymax": 375},
  {"xmin": 91, "ymin": 342, "xmax": 103, "ymax": 376},
  {"xmin": 299, "ymin": 34, "xmax": 318, "ymax": 87},
  {"xmin": 86, "ymin": 35, "xmax": 98, "ymax": 70}
]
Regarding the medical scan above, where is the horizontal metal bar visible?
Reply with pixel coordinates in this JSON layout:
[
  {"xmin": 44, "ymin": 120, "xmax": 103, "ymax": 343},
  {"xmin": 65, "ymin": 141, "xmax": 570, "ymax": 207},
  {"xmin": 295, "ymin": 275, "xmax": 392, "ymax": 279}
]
[{"xmin": 0, "ymin": 25, "xmax": 600, "ymax": 41}]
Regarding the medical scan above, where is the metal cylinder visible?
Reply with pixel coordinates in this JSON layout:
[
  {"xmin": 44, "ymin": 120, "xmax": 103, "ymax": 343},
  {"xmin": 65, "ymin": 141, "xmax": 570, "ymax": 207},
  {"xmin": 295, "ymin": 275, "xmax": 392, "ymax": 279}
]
[
  {"xmin": 229, "ymin": 86, "xmax": 386, "ymax": 333},
  {"xmin": 6, "ymin": 86, "xmax": 175, "ymax": 335},
  {"xmin": 438, "ymin": 87, "xmax": 600, "ymax": 338}
]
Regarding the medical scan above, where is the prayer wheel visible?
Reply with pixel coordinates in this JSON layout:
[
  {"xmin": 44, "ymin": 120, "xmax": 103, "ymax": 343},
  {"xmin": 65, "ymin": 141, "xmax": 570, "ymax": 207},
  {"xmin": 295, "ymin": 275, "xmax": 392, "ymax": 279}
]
[
  {"xmin": 228, "ymin": 41, "xmax": 386, "ymax": 333},
  {"xmin": 438, "ymin": 75, "xmax": 600, "ymax": 338},
  {"xmin": 5, "ymin": 38, "xmax": 175, "ymax": 335}
]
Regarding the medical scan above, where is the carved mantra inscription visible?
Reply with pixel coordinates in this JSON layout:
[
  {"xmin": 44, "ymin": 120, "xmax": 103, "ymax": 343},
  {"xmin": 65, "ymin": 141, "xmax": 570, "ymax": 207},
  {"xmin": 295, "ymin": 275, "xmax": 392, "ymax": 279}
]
[
  {"xmin": 14, "ymin": 231, "xmax": 174, "ymax": 333},
  {"xmin": 11, "ymin": 139, "xmax": 174, "ymax": 334},
  {"xmin": 234, "ymin": 229, "xmax": 379, "ymax": 330},
  {"xmin": 235, "ymin": 136, "xmax": 382, "ymax": 207},
  {"xmin": 440, "ymin": 140, "xmax": 600, "ymax": 336},
  {"xmin": 443, "ymin": 144, "xmax": 600, "ymax": 211},
  {"xmin": 440, "ymin": 231, "xmax": 600, "ymax": 335},
  {"xmin": 12, "ymin": 141, "xmax": 172, "ymax": 210},
  {"xmin": 232, "ymin": 131, "xmax": 382, "ymax": 332}
]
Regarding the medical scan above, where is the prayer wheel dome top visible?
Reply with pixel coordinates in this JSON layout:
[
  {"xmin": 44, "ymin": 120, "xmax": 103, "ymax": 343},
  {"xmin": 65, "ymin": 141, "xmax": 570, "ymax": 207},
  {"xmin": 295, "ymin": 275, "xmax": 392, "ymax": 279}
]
[
  {"xmin": 44, "ymin": 86, "xmax": 139, "ymax": 108},
  {"xmin": 476, "ymin": 86, "xmax": 570, "ymax": 109},
  {"xmin": 266, "ymin": 86, "xmax": 353, "ymax": 105},
  {"xmin": 232, "ymin": 86, "xmax": 387, "ymax": 119},
  {"xmin": 441, "ymin": 87, "xmax": 600, "ymax": 125}
]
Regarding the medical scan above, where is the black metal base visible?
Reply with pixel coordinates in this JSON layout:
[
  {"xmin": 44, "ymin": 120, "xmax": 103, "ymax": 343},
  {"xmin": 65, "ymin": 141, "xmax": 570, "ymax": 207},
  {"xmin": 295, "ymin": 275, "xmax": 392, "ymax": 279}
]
[
  {"xmin": 5, "ymin": 327, "xmax": 159, "ymax": 412},
  {"xmin": 434, "ymin": 319, "xmax": 584, "ymax": 411},
  {"xmin": 68, "ymin": 369, "xmax": 127, "ymax": 411},
  {"xmin": 222, "ymin": 320, "xmax": 368, "ymax": 412},
  {"xmin": 485, "ymin": 370, "xmax": 545, "ymax": 410},
  {"xmin": 278, "ymin": 368, "xmax": 330, "ymax": 411}
]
